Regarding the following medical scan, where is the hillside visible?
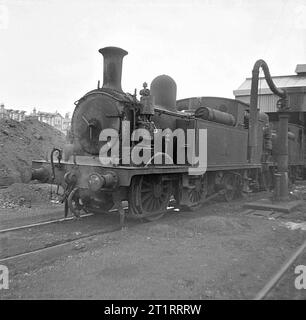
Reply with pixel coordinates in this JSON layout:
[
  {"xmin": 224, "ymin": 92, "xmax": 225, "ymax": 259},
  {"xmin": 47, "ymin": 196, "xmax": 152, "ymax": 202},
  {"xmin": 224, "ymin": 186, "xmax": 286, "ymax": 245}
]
[{"xmin": 0, "ymin": 118, "xmax": 66, "ymax": 186}]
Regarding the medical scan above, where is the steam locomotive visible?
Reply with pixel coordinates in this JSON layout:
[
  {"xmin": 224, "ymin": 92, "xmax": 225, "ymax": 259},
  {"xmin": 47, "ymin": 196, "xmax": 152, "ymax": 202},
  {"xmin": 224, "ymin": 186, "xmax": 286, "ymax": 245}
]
[{"xmin": 31, "ymin": 47, "xmax": 304, "ymax": 221}]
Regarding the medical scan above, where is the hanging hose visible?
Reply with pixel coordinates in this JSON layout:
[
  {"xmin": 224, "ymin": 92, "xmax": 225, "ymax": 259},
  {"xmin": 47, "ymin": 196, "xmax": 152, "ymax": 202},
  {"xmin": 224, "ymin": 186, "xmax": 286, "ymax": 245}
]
[{"xmin": 50, "ymin": 148, "xmax": 62, "ymax": 181}]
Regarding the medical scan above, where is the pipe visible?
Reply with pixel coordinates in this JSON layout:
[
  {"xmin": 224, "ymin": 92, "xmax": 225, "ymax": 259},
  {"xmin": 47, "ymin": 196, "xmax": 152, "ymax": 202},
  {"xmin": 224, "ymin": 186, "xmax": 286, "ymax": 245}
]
[
  {"xmin": 195, "ymin": 106, "xmax": 236, "ymax": 126},
  {"xmin": 249, "ymin": 59, "xmax": 287, "ymax": 163},
  {"xmin": 98, "ymin": 46, "xmax": 128, "ymax": 92}
]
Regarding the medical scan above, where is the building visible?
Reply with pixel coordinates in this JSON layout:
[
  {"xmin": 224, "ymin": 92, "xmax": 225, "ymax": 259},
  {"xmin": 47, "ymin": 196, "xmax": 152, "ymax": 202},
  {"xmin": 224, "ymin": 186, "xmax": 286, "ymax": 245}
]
[
  {"xmin": 62, "ymin": 112, "xmax": 71, "ymax": 136},
  {"xmin": 33, "ymin": 108, "xmax": 71, "ymax": 134},
  {"xmin": 25, "ymin": 107, "xmax": 39, "ymax": 121},
  {"xmin": 0, "ymin": 103, "xmax": 26, "ymax": 121},
  {"xmin": 234, "ymin": 64, "xmax": 306, "ymax": 124},
  {"xmin": 1, "ymin": 103, "xmax": 71, "ymax": 135},
  {"xmin": 36, "ymin": 110, "xmax": 64, "ymax": 132}
]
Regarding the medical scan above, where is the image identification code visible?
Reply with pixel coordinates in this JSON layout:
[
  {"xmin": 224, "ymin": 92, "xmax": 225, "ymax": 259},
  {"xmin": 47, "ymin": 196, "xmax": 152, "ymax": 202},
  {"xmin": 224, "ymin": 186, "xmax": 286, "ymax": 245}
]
[{"xmin": 104, "ymin": 304, "xmax": 202, "ymax": 317}]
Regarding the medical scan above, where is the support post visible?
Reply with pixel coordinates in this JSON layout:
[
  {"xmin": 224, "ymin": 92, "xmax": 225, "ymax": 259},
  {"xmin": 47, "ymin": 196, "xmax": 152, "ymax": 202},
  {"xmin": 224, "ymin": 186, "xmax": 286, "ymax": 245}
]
[{"xmin": 275, "ymin": 113, "xmax": 290, "ymax": 201}]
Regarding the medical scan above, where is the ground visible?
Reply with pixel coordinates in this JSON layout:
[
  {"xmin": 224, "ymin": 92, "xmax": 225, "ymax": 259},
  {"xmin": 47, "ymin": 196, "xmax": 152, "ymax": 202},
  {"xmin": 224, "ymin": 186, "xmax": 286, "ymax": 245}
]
[{"xmin": 0, "ymin": 185, "xmax": 305, "ymax": 300}]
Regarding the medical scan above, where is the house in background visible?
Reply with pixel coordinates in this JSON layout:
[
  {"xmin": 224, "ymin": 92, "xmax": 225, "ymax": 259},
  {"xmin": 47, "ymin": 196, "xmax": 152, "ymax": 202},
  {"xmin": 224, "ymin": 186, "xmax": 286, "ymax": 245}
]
[
  {"xmin": 62, "ymin": 112, "xmax": 71, "ymax": 136},
  {"xmin": 1, "ymin": 103, "xmax": 71, "ymax": 135},
  {"xmin": 35, "ymin": 109, "xmax": 71, "ymax": 134},
  {"xmin": 0, "ymin": 103, "xmax": 26, "ymax": 121},
  {"xmin": 36, "ymin": 110, "xmax": 64, "ymax": 132}
]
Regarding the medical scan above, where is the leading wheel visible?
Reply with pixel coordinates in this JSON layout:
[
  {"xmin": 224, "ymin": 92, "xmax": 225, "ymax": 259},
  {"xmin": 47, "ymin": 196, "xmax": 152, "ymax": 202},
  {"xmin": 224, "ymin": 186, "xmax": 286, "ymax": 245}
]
[{"xmin": 129, "ymin": 175, "xmax": 172, "ymax": 221}]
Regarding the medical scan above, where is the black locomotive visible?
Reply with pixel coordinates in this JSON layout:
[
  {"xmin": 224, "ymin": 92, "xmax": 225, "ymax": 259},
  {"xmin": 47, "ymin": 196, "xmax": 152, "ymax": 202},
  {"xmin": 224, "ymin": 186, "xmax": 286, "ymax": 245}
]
[{"xmin": 31, "ymin": 47, "xmax": 303, "ymax": 221}]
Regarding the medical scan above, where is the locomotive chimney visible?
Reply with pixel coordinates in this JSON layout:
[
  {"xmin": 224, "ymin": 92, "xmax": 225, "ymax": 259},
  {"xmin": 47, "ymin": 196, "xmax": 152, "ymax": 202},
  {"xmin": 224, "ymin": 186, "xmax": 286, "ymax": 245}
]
[{"xmin": 98, "ymin": 46, "xmax": 128, "ymax": 92}]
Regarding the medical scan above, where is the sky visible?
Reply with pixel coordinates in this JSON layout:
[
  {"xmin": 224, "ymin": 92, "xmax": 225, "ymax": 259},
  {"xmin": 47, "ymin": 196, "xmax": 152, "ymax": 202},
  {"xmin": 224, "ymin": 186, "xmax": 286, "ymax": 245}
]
[{"xmin": 0, "ymin": 0, "xmax": 306, "ymax": 115}]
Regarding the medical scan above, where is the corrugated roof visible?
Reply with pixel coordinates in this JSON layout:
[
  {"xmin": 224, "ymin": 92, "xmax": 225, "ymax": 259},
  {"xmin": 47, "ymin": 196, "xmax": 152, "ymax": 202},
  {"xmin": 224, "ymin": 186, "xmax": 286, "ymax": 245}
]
[{"xmin": 234, "ymin": 75, "xmax": 306, "ymax": 96}]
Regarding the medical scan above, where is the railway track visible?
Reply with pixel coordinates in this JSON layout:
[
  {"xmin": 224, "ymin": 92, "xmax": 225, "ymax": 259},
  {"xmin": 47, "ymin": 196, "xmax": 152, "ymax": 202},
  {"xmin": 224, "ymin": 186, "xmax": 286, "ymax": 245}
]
[
  {"xmin": 0, "ymin": 209, "xmax": 129, "ymax": 262},
  {"xmin": 0, "ymin": 223, "xmax": 123, "ymax": 264},
  {"xmin": 0, "ymin": 206, "xmax": 178, "ymax": 264},
  {"xmin": 0, "ymin": 200, "xmax": 132, "ymax": 235},
  {"xmin": 0, "ymin": 213, "xmax": 94, "ymax": 234},
  {"xmin": 254, "ymin": 239, "xmax": 306, "ymax": 299}
]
